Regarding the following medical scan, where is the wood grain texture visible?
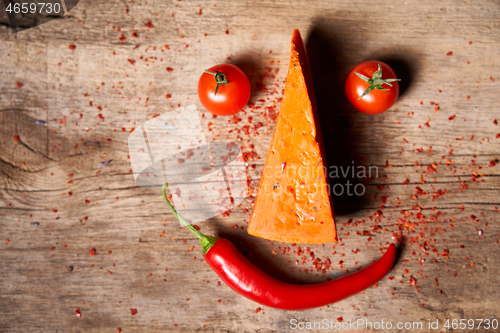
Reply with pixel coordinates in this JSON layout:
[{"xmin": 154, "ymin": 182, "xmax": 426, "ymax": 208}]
[{"xmin": 1, "ymin": 0, "xmax": 500, "ymax": 332}]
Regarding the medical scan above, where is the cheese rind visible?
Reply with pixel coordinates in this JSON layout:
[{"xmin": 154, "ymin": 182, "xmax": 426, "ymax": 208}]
[{"xmin": 248, "ymin": 29, "xmax": 337, "ymax": 244}]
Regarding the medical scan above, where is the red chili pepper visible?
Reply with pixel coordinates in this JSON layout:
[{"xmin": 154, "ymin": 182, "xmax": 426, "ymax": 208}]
[{"xmin": 161, "ymin": 184, "xmax": 396, "ymax": 311}]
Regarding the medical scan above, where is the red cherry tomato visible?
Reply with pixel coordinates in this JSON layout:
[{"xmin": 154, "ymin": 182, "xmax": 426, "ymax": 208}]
[
  {"xmin": 345, "ymin": 61, "xmax": 400, "ymax": 115},
  {"xmin": 198, "ymin": 64, "xmax": 250, "ymax": 116}
]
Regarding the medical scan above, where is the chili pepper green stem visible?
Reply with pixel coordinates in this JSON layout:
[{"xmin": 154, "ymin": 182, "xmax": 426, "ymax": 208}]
[
  {"xmin": 355, "ymin": 64, "xmax": 401, "ymax": 100},
  {"xmin": 204, "ymin": 70, "xmax": 229, "ymax": 96},
  {"xmin": 161, "ymin": 183, "xmax": 218, "ymax": 255}
]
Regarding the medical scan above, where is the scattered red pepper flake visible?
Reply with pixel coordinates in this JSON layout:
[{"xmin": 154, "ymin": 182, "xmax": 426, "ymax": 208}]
[
  {"xmin": 166, "ymin": 67, "xmax": 173, "ymax": 72},
  {"xmin": 254, "ymin": 307, "xmax": 261, "ymax": 313},
  {"xmin": 130, "ymin": 308, "xmax": 137, "ymax": 315},
  {"xmin": 446, "ymin": 51, "xmax": 453, "ymax": 56},
  {"xmin": 408, "ymin": 276, "xmax": 417, "ymax": 286},
  {"xmin": 448, "ymin": 115, "xmax": 456, "ymax": 120},
  {"xmin": 166, "ymin": 94, "xmax": 172, "ymax": 99},
  {"xmin": 13, "ymin": 136, "xmax": 20, "ymax": 142},
  {"xmin": 89, "ymin": 248, "xmax": 96, "ymax": 256},
  {"xmin": 119, "ymin": 34, "xmax": 126, "ymax": 41},
  {"xmin": 128, "ymin": 59, "xmax": 136, "ymax": 65},
  {"xmin": 337, "ymin": 317, "xmax": 343, "ymax": 322},
  {"xmin": 427, "ymin": 163, "xmax": 437, "ymax": 173},
  {"xmin": 69, "ymin": 45, "xmax": 76, "ymax": 50}
]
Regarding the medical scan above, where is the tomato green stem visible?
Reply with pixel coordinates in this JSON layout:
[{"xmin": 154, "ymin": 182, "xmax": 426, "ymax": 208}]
[
  {"xmin": 204, "ymin": 70, "xmax": 229, "ymax": 96},
  {"xmin": 161, "ymin": 183, "xmax": 218, "ymax": 255},
  {"xmin": 355, "ymin": 64, "xmax": 400, "ymax": 100}
]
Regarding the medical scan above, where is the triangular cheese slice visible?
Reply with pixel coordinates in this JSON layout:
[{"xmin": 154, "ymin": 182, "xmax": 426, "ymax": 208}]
[{"xmin": 248, "ymin": 29, "xmax": 337, "ymax": 244}]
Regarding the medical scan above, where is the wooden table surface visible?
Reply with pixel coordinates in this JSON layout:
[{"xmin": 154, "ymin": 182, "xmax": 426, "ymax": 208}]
[{"xmin": 2, "ymin": 0, "xmax": 500, "ymax": 332}]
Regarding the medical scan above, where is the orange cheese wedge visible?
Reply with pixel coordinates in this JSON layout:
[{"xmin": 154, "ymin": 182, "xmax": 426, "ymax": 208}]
[{"xmin": 248, "ymin": 29, "xmax": 337, "ymax": 244}]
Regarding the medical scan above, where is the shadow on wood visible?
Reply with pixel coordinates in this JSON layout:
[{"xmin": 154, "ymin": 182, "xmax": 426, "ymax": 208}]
[
  {"xmin": 230, "ymin": 55, "xmax": 265, "ymax": 104},
  {"xmin": 305, "ymin": 21, "xmax": 371, "ymax": 215}
]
